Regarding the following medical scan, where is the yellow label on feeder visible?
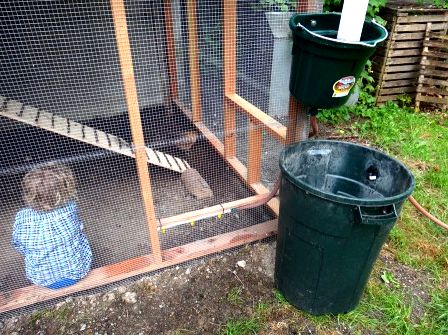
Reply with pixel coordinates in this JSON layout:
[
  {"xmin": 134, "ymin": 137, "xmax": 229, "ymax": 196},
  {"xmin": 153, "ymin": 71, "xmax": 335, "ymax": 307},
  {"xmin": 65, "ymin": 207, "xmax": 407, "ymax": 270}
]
[
  {"xmin": 218, "ymin": 213, "xmax": 222, "ymax": 219},
  {"xmin": 332, "ymin": 76, "xmax": 355, "ymax": 98},
  {"xmin": 161, "ymin": 227, "xmax": 167, "ymax": 234},
  {"xmin": 190, "ymin": 221, "xmax": 195, "ymax": 227}
]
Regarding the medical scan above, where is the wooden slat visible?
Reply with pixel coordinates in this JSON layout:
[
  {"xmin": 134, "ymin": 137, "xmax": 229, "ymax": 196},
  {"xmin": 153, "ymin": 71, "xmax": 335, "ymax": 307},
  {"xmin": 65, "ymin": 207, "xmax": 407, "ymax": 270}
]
[
  {"xmin": 187, "ymin": 0, "xmax": 202, "ymax": 123},
  {"xmin": 382, "ymin": 78, "xmax": 418, "ymax": 88},
  {"xmin": 389, "ymin": 48, "xmax": 423, "ymax": 57},
  {"xmin": 421, "ymin": 59, "xmax": 448, "ymax": 69},
  {"xmin": 395, "ymin": 22, "xmax": 447, "ymax": 32},
  {"xmin": 377, "ymin": 93, "xmax": 416, "ymax": 103},
  {"xmin": 164, "ymin": 0, "xmax": 178, "ymax": 100},
  {"xmin": 110, "ymin": 0, "xmax": 162, "ymax": 263},
  {"xmin": 0, "ymin": 98, "xmax": 190, "ymax": 173},
  {"xmin": 422, "ymin": 50, "xmax": 448, "ymax": 60},
  {"xmin": 247, "ymin": 119, "xmax": 262, "ymax": 184},
  {"xmin": 386, "ymin": 56, "xmax": 421, "ymax": 65},
  {"xmin": 0, "ymin": 219, "xmax": 278, "ymax": 313},
  {"xmin": 391, "ymin": 40, "xmax": 422, "ymax": 49},
  {"xmin": 416, "ymin": 95, "xmax": 448, "ymax": 104},
  {"xmin": 392, "ymin": 32, "xmax": 425, "ymax": 41},
  {"xmin": 420, "ymin": 77, "xmax": 448, "ymax": 87},
  {"xmin": 383, "ymin": 71, "xmax": 419, "ymax": 80},
  {"xmin": 397, "ymin": 15, "xmax": 448, "ymax": 24},
  {"xmin": 385, "ymin": 64, "xmax": 420, "ymax": 73},
  {"xmin": 423, "ymin": 40, "xmax": 448, "ymax": 49},
  {"xmin": 419, "ymin": 68, "xmax": 448, "ymax": 77},
  {"xmin": 416, "ymin": 86, "xmax": 448, "ymax": 97},
  {"xmin": 379, "ymin": 86, "xmax": 416, "ymax": 95},
  {"xmin": 226, "ymin": 94, "xmax": 287, "ymax": 143}
]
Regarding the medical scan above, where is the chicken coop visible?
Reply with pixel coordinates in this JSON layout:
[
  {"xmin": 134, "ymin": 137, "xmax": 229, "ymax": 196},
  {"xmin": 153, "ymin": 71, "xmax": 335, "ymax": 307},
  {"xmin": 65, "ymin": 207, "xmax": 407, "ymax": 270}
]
[{"xmin": 0, "ymin": 0, "xmax": 323, "ymax": 312}]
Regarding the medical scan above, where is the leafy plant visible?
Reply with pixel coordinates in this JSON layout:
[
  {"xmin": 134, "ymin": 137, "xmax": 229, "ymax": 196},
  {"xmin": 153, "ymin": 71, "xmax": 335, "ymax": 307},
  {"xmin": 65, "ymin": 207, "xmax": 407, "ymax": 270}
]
[
  {"xmin": 380, "ymin": 271, "xmax": 401, "ymax": 288},
  {"xmin": 221, "ymin": 318, "xmax": 261, "ymax": 335},
  {"xmin": 324, "ymin": 0, "xmax": 387, "ymax": 25},
  {"xmin": 417, "ymin": 0, "xmax": 448, "ymax": 9},
  {"xmin": 253, "ymin": 0, "xmax": 296, "ymax": 12}
]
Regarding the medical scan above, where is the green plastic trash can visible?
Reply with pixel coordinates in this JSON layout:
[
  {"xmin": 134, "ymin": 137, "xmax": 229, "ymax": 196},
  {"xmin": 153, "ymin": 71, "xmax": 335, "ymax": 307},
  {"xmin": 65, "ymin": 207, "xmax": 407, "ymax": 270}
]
[
  {"xmin": 289, "ymin": 13, "xmax": 388, "ymax": 109},
  {"xmin": 275, "ymin": 140, "xmax": 415, "ymax": 315}
]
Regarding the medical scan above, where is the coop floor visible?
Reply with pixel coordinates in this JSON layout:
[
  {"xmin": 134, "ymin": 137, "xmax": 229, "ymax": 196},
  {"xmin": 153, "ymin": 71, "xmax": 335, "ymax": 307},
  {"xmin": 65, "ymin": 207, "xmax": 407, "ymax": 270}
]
[{"xmin": 0, "ymin": 105, "xmax": 273, "ymax": 292}]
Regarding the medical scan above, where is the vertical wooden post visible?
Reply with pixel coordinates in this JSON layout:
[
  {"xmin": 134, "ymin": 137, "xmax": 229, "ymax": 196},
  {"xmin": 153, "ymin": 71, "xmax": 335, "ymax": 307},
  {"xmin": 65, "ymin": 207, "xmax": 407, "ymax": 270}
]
[
  {"xmin": 164, "ymin": 0, "xmax": 178, "ymax": 102},
  {"xmin": 223, "ymin": 0, "xmax": 237, "ymax": 158},
  {"xmin": 247, "ymin": 119, "xmax": 263, "ymax": 184},
  {"xmin": 110, "ymin": 0, "xmax": 162, "ymax": 263},
  {"xmin": 287, "ymin": 96, "xmax": 310, "ymax": 143},
  {"xmin": 415, "ymin": 22, "xmax": 431, "ymax": 111},
  {"xmin": 187, "ymin": 0, "xmax": 202, "ymax": 122},
  {"xmin": 287, "ymin": 0, "xmax": 312, "ymax": 143}
]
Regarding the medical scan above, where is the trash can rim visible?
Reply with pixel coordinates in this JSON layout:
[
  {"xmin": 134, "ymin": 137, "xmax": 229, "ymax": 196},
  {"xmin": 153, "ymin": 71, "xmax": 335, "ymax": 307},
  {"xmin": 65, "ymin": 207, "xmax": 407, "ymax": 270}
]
[
  {"xmin": 290, "ymin": 12, "xmax": 388, "ymax": 48},
  {"xmin": 279, "ymin": 140, "xmax": 416, "ymax": 206}
]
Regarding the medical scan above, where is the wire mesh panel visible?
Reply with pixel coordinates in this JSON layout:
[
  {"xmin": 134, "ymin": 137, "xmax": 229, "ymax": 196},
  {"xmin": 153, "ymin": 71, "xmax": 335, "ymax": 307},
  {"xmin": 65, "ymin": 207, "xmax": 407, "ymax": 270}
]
[
  {"xmin": 0, "ymin": 0, "xmax": 322, "ymax": 312},
  {"xmin": 0, "ymin": 0, "xmax": 153, "ymax": 296}
]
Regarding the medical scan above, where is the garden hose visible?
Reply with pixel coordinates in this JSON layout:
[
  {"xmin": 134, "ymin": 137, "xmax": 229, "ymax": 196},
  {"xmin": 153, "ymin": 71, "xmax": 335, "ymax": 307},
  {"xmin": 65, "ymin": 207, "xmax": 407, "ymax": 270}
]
[{"xmin": 408, "ymin": 196, "xmax": 448, "ymax": 231}]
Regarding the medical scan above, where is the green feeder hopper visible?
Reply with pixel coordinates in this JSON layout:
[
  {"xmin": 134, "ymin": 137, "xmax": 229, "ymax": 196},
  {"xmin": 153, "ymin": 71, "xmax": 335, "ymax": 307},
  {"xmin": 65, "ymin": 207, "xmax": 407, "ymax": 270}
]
[{"xmin": 289, "ymin": 13, "xmax": 388, "ymax": 109}]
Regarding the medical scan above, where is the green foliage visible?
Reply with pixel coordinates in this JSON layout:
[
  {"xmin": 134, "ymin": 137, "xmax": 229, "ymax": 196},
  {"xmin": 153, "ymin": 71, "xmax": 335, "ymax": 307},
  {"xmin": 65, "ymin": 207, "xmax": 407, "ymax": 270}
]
[
  {"xmin": 273, "ymin": 289, "xmax": 289, "ymax": 305},
  {"xmin": 417, "ymin": 0, "xmax": 448, "ymax": 9},
  {"xmin": 227, "ymin": 287, "xmax": 244, "ymax": 305},
  {"xmin": 380, "ymin": 271, "xmax": 400, "ymax": 288},
  {"xmin": 221, "ymin": 318, "xmax": 261, "ymax": 335},
  {"xmin": 324, "ymin": 0, "xmax": 387, "ymax": 24},
  {"xmin": 253, "ymin": 0, "xmax": 296, "ymax": 12}
]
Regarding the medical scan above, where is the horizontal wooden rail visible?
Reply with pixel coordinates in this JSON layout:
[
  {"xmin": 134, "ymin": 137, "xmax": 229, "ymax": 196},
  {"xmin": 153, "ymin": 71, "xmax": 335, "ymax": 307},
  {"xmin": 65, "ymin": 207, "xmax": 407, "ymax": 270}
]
[
  {"xmin": 159, "ymin": 193, "xmax": 270, "ymax": 230},
  {"xmin": 174, "ymin": 99, "xmax": 280, "ymax": 216},
  {"xmin": 226, "ymin": 94, "xmax": 287, "ymax": 144},
  {"xmin": 0, "ymin": 220, "xmax": 277, "ymax": 313}
]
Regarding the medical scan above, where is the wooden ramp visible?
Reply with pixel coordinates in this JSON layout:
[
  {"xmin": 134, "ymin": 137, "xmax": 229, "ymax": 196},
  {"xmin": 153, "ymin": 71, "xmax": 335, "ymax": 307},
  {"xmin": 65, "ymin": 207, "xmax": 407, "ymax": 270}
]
[{"xmin": 0, "ymin": 96, "xmax": 191, "ymax": 173}]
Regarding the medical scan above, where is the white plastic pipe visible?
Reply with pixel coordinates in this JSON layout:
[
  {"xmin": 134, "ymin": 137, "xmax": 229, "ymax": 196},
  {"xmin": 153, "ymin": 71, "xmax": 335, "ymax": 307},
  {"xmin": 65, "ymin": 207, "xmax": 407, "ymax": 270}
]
[{"xmin": 337, "ymin": 0, "xmax": 370, "ymax": 42}]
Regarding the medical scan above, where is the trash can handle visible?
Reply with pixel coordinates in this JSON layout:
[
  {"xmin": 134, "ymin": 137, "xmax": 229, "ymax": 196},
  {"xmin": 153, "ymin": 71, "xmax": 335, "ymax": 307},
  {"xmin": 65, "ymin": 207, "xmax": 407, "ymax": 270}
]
[{"xmin": 355, "ymin": 204, "xmax": 397, "ymax": 226}]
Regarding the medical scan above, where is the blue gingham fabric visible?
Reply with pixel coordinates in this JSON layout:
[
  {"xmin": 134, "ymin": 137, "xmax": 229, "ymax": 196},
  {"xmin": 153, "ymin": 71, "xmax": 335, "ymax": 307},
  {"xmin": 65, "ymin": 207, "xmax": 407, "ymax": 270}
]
[{"xmin": 12, "ymin": 201, "xmax": 92, "ymax": 287}]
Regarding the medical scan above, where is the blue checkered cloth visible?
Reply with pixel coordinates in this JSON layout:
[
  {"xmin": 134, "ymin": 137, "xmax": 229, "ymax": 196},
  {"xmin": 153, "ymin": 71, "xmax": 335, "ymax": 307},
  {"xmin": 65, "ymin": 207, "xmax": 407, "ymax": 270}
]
[{"xmin": 12, "ymin": 201, "xmax": 92, "ymax": 287}]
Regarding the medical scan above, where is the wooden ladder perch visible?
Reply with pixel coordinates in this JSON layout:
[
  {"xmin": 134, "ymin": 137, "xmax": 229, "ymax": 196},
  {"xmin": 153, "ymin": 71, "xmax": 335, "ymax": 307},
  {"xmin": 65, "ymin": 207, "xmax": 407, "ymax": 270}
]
[{"xmin": 0, "ymin": 96, "xmax": 191, "ymax": 173}]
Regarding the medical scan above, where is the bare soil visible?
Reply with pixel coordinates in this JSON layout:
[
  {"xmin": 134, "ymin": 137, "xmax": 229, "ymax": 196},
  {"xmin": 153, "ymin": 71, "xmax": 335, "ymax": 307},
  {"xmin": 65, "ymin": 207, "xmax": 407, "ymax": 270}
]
[{"xmin": 0, "ymin": 240, "xmax": 434, "ymax": 335}]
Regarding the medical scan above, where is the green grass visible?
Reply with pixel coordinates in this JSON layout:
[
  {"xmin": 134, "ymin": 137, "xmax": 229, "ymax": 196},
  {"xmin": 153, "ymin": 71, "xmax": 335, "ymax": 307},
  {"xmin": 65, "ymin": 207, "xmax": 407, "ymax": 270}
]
[
  {"xmin": 220, "ymin": 318, "xmax": 261, "ymax": 335},
  {"xmin": 218, "ymin": 101, "xmax": 447, "ymax": 335},
  {"xmin": 227, "ymin": 287, "xmax": 244, "ymax": 305}
]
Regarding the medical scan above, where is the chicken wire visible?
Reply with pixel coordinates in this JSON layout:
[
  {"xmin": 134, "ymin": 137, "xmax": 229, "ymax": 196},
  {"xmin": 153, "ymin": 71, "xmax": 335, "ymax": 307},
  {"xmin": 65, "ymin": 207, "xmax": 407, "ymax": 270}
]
[{"xmin": 0, "ymin": 0, "xmax": 322, "ymax": 311}]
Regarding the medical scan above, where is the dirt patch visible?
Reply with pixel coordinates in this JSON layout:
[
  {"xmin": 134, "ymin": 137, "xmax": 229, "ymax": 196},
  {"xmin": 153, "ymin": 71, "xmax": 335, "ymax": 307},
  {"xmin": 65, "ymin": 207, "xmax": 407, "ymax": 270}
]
[
  {"xmin": 379, "ymin": 248, "xmax": 432, "ymax": 322},
  {"xmin": 0, "ymin": 243, "xmax": 277, "ymax": 335},
  {"xmin": 0, "ymin": 240, "xmax": 439, "ymax": 335}
]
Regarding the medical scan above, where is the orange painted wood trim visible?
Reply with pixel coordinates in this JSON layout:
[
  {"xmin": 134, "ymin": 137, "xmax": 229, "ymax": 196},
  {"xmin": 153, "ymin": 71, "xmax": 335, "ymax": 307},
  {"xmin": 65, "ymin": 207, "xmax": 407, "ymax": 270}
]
[
  {"xmin": 187, "ymin": 0, "xmax": 202, "ymax": 122},
  {"xmin": 287, "ymin": 95, "xmax": 299, "ymax": 144},
  {"xmin": 164, "ymin": 0, "xmax": 178, "ymax": 100},
  {"xmin": 226, "ymin": 94, "xmax": 287, "ymax": 143},
  {"xmin": 159, "ymin": 193, "xmax": 269, "ymax": 228},
  {"xmin": 173, "ymin": 100, "xmax": 280, "ymax": 216},
  {"xmin": 247, "ymin": 119, "xmax": 263, "ymax": 184},
  {"xmin": 110, "ymin": 0, "xmax": 162, "ymax": 263},
  {"xmin": 224, "ymin": 98, "xmax": 237, "ymax": 157},
  {"xmin": 224, "ymin": 0, "xmax": 237, "ymax": 95},
  {"xmin": 0, "ymin": 220, "xmax": 277, "ymax": 313}
]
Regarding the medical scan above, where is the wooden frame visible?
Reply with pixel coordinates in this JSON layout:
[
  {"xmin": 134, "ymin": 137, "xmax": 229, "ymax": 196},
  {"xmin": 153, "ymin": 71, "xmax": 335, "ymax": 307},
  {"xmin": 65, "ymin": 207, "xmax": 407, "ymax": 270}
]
[
  {"xmin": 187, "ymin": 0, "xmax": 202, "ymax": 123},
  {"xmin": 110, "ymin": 0, "xmax": 163, "ymax": 264},
  {"xmin": 164, "ymin": 0, "xmax": 178, "ymax": 102},
  {"xmin": 1, "ymin": 0, "xmax": 315, "ymax": 312}
]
